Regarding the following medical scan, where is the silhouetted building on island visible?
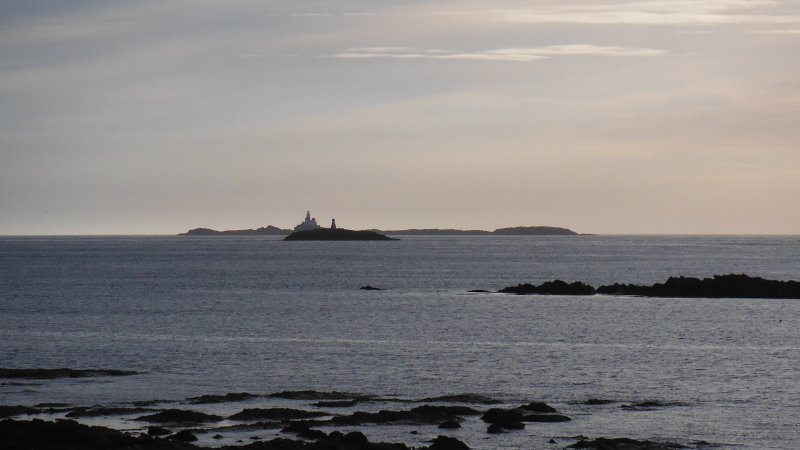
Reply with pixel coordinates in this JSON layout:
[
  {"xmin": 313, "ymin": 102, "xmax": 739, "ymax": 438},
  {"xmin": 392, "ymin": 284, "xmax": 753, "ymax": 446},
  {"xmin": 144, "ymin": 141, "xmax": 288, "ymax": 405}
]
[
  {"xmin": 293, "ymin": 211, "xmax": 322, "ymax": 232},
  {"xmin": 331, "ymin": 219, "xmax": 336, "ymax": 229}
]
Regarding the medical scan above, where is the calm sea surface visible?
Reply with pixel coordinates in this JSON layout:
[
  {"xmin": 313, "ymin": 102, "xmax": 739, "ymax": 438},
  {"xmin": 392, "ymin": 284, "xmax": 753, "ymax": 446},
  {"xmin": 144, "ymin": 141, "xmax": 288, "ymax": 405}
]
[{"xmin": 1, "ymin": 235, "xmax": 799, "ymax": 449}]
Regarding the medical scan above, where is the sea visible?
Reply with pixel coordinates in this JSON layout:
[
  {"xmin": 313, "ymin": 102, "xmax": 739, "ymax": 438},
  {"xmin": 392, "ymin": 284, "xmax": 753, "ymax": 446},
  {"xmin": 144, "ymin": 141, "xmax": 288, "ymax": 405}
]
[{"xmin": 1, "ymin": 235, "xmax": 799, "ymax": 449}]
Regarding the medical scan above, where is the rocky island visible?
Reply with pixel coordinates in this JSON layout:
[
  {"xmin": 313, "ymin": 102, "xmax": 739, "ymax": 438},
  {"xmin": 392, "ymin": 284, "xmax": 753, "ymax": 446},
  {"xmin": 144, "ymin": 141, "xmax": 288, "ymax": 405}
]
[
  {"xmin": 494, "ymin": 274, "xmax": 800, "ymax": 299},
  {"xmin": 284, "ymin": 228, "xmax": 398, "ymax": 241},
  {"xmin": 179, "ymin": 211, "xmax": 583, "ymax": 236}
]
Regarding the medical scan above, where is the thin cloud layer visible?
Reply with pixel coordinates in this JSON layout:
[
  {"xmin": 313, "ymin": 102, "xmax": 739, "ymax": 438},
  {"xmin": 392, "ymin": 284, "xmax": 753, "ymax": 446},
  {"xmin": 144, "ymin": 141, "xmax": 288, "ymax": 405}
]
[
  {"xmin": 496, "ymin": 0, "xmax": 800, "ymax": 26},
  {"xmin": 333, "ymin": 45, "xmax": 667, "ymax": 61}
]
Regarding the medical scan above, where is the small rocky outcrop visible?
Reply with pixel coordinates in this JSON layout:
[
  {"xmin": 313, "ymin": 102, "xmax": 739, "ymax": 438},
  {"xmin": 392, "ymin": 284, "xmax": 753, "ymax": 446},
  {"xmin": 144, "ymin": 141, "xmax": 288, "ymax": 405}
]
[
  {"xmin": 498, "ymin": 280, "xmax": 596, "ymax": 295},
  {"xmin": 438, "ymin": 421, "xmax": 461, "ymax": 429},
  {"xmin": 360, "ymin": 286, "xmax": 383, "ymax": 291},
  {"xmin": 0, "ymin": 405, "xmax": 38, "ymax": 418},
  {"xmin": 147, "ymin": 426, "xmax": 172, "ymax": 436},
  {"xmin": 312, "ymin": 399, "xmax": 364, "ymax": 407},
  {"xmin": 135, "ymin": 409, "xmax": 223, "ymax": 423},
  {"xmin": 331, "ymin": 405, "xmax": 478, "ymax": 426},
  {"xmin": 482, "ymin": 407, "xmax": 570, "ymax": 424},
  {"xmin": 428, "ymin": 435, "xmax": 470, "ymax": 450},
  {"xmin": 187, "ymin": 392, "xmax": 259, "ymax": 404},
  {"xmin": 520, "ymin": 402, "xmax": 557, "ymax": 413},
  {"xmin": 620, "ymin": 401, "xmax": 683, "ymax": 410},
  {"xmin": 229, "ymin": 408, "xmax": 328, "ymax": 421},
  {"xmin": 166, "ymin": 430, "xmax": 198, "ymax": 442}
]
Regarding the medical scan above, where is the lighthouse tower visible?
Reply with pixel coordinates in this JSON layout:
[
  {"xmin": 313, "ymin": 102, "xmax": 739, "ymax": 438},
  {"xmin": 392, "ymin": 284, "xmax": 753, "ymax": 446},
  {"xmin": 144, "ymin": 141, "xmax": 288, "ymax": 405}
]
[{"xmin": 293, "ymin": 211, "xmax": 321, "ymax": 232}]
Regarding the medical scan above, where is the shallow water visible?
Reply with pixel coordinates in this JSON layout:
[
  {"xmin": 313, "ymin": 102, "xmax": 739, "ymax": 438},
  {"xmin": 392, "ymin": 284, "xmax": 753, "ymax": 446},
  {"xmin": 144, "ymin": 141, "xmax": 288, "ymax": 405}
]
[{"xmin": 1, "ymin": 235, "xmax": 799, "ymax": 449}]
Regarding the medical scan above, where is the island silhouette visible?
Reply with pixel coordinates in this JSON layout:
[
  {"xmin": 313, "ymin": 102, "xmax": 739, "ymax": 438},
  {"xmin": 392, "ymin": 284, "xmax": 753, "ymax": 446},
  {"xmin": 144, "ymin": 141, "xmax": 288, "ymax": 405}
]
[{"xmin": 180, "ymin": 212, "xmax": 582, "ymax": 237}]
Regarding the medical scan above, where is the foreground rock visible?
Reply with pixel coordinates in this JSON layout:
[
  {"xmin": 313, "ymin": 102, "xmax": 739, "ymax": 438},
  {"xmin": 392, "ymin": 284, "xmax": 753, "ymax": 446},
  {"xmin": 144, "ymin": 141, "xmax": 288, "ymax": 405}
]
[
  {"xmin": 0, "ymin": 405, "xmax": 38, "ymax": 418},
  {"xmin": 597, "ymin": 274, "xmax": 800, "ymax": 299},
  {"xmin": 331, "ymin": 405, "xmax": 479, "ymax": 426},
  {"xmin": 135, "ymin": 409, "xmax": 223, "ymax": 424},
  {"xmin": 187, "ymin": 392, "xmax": 260, "ymax": 404},
  {"xmin": 0, "ymin": 419, "xmax": 421, "ymax": 450},
  {"xmin": 229, "ymin": 408, "xmax": 328, "ymax": 421},
  {"xmin": 481, "ymin": 407, "xmax": 570, "ymax": 425},
  {"xmin": 0, "ymin": 419, "xmax": 190, "ymax": 450},
  {"xmin": 284, "ymin": 229, "xmax": 399, "ymax": 241},
  {"xmin": 498, "ymin": 280, "xmax": 596, "ymax": 295},
  {"xmin": 0, "ymin": 368, "xmax": 139, "ymax": 379},
  {"xmin": 567, "ymin": 437, "xmax": 687, "ymax": 449}
]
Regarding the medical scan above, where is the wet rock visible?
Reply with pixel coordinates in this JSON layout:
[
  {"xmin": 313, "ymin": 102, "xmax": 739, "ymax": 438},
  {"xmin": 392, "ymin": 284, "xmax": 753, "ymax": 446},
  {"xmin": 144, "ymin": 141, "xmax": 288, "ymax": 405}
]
[
  {"xmin": 66, "ymin": 407, "xmax": 151, "ymax": 418},
  {"xmin": 487, "ymin": 423, "xmax": 507, "ymax": 434},
  {"xmin": 167, "ymin": 429, "xmax": 197, "ymax": 442},
  {"xmin": 481, "ymin": 408, "xmax": 524, "ymax": 424},
  {"xmin": 135, "ymin": 408, "xmax": 223, "ymax": 423},
  {"xmin": 0, "ymin": 368, "xmax": 139, "ymax": 379},
  {"xmin": 312, "ymin": 398, "xmax": 369, "ymax": 407},
  {"xmin": 281, "ymin": 422, "xmax": 311, "ymax": 433},
  {"xmin": 213, "ymin": 434, "xmax": 223, "ymax": 439},
  {"xmin": 187, "ymin": 392, "xmax": 259, "ymax": 404},
  {"xmin": 331, "ymin": 405, "xmax": 475, "ymax": 426},
  {"xmin": 0, "ymin": 419, "xmax": 146, "ymax": 449},
  {"xmin": 429, "ymin": 435, "xmax": 470, "ymax": 450},
  {"xmin": 360, "ymin": 285, "xmax": 383, "ymax": 290},
  {"xmin": 549, "ymin": 439, "xmax": 557, "ymax": 443},
  {"xmin": 438, "ymin": 420, "xmax": 461, "ymax": 429},
  {"xmin": 499, "ymin": 280, "xmax": 596, "ymax": 295},
  {"xmin": 250, "ymin": 435, "xmax": 261, "ymax": 440},
  {"xmin": 269, "ymin": 390, "xmax": 358, "ymax": 400},
  {"xmin": 298, "ymin": 429, "xmax": 327, "ymax": 440},
  {"xmin": 0, "ymin": 405, "xmax": 38, "ymax": 418},
  {"xmin": 568, "ymin": 437, "xmax": 687, "ymax": 449},
  {"xmin": 230, "ymin": 408, "xmax": 328, "ymax": 421},
  {"xmin": 520, "ymin": 402, "xmax": 557, "ymax": 413},
  {"xmin": 467, "ymin": 289, "xmax": 489, "ymax": 293},
  {"xmin": 147, "ymin": 425, "xmax": 172, "ymax": 436},
  {"xmin": 422, "ymin": 394, "xmax": 502, "ymax": 404},
  {"xmin": 522, "ymin": 414, "xmax": 571, "ymax": 422},
  {"xmin": 342, "ymin": 431, "xmax": 370, "ymax": 446}
]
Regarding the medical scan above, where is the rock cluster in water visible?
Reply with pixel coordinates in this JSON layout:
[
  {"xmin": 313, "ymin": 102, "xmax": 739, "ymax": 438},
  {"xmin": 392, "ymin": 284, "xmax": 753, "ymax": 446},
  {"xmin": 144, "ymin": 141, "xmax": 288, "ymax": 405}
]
[
  {"xmin": 0, "ymin": 388, "xmax": 710, "ymax": 450},
  {"xmin": 495, "ymin": 274, "xmax": 800, "ymax": 299}
]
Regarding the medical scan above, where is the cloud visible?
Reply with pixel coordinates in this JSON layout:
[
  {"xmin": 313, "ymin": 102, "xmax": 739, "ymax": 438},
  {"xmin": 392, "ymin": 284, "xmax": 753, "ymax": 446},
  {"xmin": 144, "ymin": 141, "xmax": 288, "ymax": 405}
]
[
  {"xmin": 492, "ymin": 1, "xmax": 800, "ymax": 26},
  {"xmin": 751, "ymin": 28, "xmax": 800, "ymax": 33},
  {"xmin": 332, "ymin": 45, "xmax": 667, "ymax": 61}
]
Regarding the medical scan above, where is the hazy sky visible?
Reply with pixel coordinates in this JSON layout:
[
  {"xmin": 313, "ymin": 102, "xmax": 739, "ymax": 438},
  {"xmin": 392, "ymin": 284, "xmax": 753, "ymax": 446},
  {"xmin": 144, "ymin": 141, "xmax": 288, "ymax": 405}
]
[{"xmin": 2, "ymin": 0, "xmax": 799, "ymax": 234}]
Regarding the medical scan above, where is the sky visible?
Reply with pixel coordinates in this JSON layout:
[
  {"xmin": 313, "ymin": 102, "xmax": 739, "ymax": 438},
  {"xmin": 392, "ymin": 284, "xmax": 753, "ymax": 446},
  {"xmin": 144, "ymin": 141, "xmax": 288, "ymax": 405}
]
[{"xmin": 1, "ymin": 0, "xmax": 799, "ymax": 235}]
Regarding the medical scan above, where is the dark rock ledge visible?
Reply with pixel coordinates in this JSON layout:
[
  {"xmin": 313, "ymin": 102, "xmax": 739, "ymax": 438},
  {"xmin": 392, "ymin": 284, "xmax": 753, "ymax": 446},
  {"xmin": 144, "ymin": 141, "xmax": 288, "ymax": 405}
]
[
  {"xmin": 496, "ymin": 274, "xmax": 800, "ymax": 299},
  {"xmin": 0, "ymin": 418, "xmax": 466, "ymax": 450}
]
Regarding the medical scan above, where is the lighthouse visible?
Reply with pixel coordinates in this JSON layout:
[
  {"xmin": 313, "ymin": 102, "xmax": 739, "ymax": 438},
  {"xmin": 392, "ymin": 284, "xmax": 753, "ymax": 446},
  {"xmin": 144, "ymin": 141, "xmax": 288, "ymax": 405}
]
[{"xmin": 331, "ymin": 219, "xmax": 337, "ymax": 229}]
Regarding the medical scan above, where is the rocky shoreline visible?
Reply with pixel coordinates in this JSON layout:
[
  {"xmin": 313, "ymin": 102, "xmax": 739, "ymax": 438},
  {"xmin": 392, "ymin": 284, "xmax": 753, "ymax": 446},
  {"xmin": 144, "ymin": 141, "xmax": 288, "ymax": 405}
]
[
  {"xmin": 494, "ymin": 274, "xmax": 800, "ymax": 299},
  {"xmin": 0, "ymin": 388, "xmax": 719, "ymax": 450}
]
